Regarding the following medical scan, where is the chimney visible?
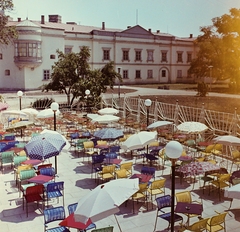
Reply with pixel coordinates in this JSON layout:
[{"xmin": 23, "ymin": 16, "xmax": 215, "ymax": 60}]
[
  {"xmin": 190, "ymin": 34, "xmax": 193, "ymax": 38},
  {"xmin": 148, "ymin": 28, "xmax": 151, "ymax": 33},
  {"xmin": 41, "ymin": 15, "xmax": 45, "ymax": 24},
  {"xmin": 17, "ymin": 18, "xmax": 21, "ymax": 22},
  {"xmin": 102, "ymin": 22, "xmax": 105, "ymax": 30},
  {"xmin": 156, "ymin": 30, "xmax": 160, "ymax": 34},
  {"xmin": 48, "ymin": 15, "xmax": 62, "ymax": 23}
]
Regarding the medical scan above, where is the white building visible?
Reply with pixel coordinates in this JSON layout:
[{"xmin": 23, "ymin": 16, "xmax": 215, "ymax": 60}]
[{"xmin": 0, "ymin": 14, "xmax": 197, "ymax": 91}]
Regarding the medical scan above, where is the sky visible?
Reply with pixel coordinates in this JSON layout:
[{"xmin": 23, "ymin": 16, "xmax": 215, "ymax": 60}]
[{"xmin": 8, "ymin": 0, "xmax": 240, "ymax": 37}]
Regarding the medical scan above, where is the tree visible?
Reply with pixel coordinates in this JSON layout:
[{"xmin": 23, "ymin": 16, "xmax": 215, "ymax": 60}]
[
  {"xmin": 189, "ymin": 8, "xmax": 240, "ymax": 90},
  {"xmin": 0, "ymin": 0, "xmax": 18, "ymax": 45},
  {"xmin": 43, "ymin": 47, "xmax": 121, "ymax": 106}
]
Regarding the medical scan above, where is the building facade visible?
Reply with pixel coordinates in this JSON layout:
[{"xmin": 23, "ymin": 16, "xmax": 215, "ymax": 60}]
[{"xmin": 0, "ymin": 14, "xmax": 197, "ymax": 91}]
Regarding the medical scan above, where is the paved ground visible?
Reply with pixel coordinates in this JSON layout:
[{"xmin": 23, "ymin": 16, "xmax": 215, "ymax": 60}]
[{"xmin": 1, "ymin": 86, "xmax": 240, "ymax": 231}]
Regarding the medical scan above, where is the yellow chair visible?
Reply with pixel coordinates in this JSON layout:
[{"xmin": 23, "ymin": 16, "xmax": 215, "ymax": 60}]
[
  {"xmin": 147, "ymin": 179, "xmax": 166, "ymax": 208},
  {"xmin": 180, "ymin": 217, "xmax": 209, "ymax": 232},
  {"xmin": 119, "ymin": 161, "xmax": 133, "ymax": 177},
  {"xmin": 132, "ymin": 183, "xmax": 148, "ymax": 213},
  {"xmin": 149, "ymin": 141, "xmax": 159, "ymax": 147},
  {"xmin": 98, "ymin": 165, "xmax": 116, "ymax": 183},
  {"xmin": 206, "ymin": 212, "xmax": 227, "ymax": 232},
  {"xmin": 115, "ymin": 169, "xmax": 128, "ymax": 179},
  {"xmin": 15, "ymin": 164, "xmax": 33, "ymax": 186},
  {"xmin": 209, "ymin": 173, "xmax": 230, "ymax": 201},
  {"xmin": 83, "ymin": 141, "xmax": 95, "ymax": 162},
  {"xmin": 175, "ymin": 191, "xmax": 203, "ymax": 224},
  {"xmin": 97, "ymin": 140, "xmax": 107, "ymax": 146},
  {"xmin": 230, "ymin": 150, "xmax": 240, "ymax": 172}
]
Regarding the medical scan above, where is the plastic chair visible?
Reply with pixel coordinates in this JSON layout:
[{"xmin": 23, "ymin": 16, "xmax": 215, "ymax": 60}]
[
  {"xmin": 44, "ymin": 206, "xmax": 70, "ymax": 232},
  {"xmin": 67, "ymin": 203, "xmax": 96, "ymax": 231},
  {"xmin": 0, "ymin": 151, "xmax": 14, "ymax": 172},
  {"xmin": 230, "ymin": 149, "xmax": 240, "ymax": 173},
  {"xmin": 45, "ymin": 181, "xmax": 64, "ymax": 207},
  {"xmin": 91, "ymin": 154, "xmax": 105, "ymax": 179},
  {"xmin": 98, "ymin": 165, "xmax": 116, "ymax": 183},
  {"xmin": 18, "ymin": 168, "xmax": 36, "ymax": 191},
  {"xmin": 37, "ymin": 163, "xmax": 53, "ymax": 174},
  {"xmin": 175, "ymin": 191, "xmax": 202, "ymax": 224},
  {"xmin": 23, "ymin": 184, "xmax": 44, "ymax": 217},
  {"xmin": 153, "ymin": 195, "xmax": 183, "ymax": 231},
  {"xmin": 115, "ymin": 168, "xmax": 128, "ymax": 179},
  {"xmin": 179, "ymin": 217, "xmax": 209, "ymax": 232},
  {"xmin": 119, "ymin": 161, "xmax": 133, "ymax": 176},
  {"xmin": 91, "ymin": 227, "xmax": 114, "ymax": 232},
  {"xmin": 83, "ymin": 141, "xmax": 95, "ymax": 162},
  {"xmin": 206, "ymin": 212, "xmax": 227, "ymax": 232},
  {"xmin": 39, "ymin": 167, "xmax": 56, "ymax": 180},
  {"xmin": 132, "ymin": 183, "xmax": 148, "ymax": 213}
]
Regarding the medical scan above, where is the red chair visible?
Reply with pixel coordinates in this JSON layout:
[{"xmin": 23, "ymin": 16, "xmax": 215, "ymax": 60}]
[
  {"xmin": 23, "ymin": 184, "xmax": 44, "ymax": 217},
  {"xmin": 37, "ymin": 163, "xmax": 52, "ymax": 174}
]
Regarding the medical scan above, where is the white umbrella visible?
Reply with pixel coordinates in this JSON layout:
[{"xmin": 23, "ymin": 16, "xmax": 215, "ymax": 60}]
[
  {"xmin": 212, "ymin": 135, "xmax": 240, "ymax": 146},
  {"xmin": 92, "ymin": 115, "xmax": 120, "ymax": 124},
  {"xmin": 177, "ymin": 121, "xmax": 208, "ymax": 134},
  {"xmin": 40, "ymin": 129, "xmax": 70, "ymax": 153},
  {"xmin": 21, "ymin": 108, "xmax": 39, "ymax": 116},
  {"xmin": 2, "ymin": 110, "xmax": 28, "ymax": 118},
  {"xmin": 147, "ymin": 120, "xmax": 173, "ymax": 130},
  {"xmin": 7, "ymin": 121, "xmax": 34, "ymax": 130},
  {"xmin": 122, "ymin": 131, "xmax": 157, "ymax": 150},
  {"xmin": 74, "ymin": 178, "xmax": 139, "ymax": 231},
  {"xmin": 98, "ymin": 107, "xmax": 119, "ymax": 115},
  {"xmin": 37, "ymin": 108, "xmax": 61, "ymax": 119},
  {"xmin": 87, "ymin": 113, "xmax": 99, "ymax": 120},
  {"xmin": 225, "ymin": 183, "xmax": 240, "ymax": 200}
]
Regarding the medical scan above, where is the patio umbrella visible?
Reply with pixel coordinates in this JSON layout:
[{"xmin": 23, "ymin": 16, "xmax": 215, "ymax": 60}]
[
  {"xmin": 87, "ymin": 113, "xmax": 99, "ymax": 120},
  {"xmin": 24, "ymin": 131, "xmax": 66, "ymax": 173},
  {"xmin": 121, "ymin": 131, "xmax": 157, "ymax": 150},
  {"xmin": 98, "ymin": 107, "xmax": 119, "ymax": 115},
  {"xmin": 6, "ymin": 121, "xmax": 34, "ymax": 130},
  {"xmin": 40, "ymin": 129, "xmax": 70, "ymax": 153},
  {"xmin": 147, "ymin": 120, "xmax": 173, "ymax": 130},
  {"xmin": 21, "ymin": 108, "xmax": 39, "ymax": 116},
  {"xmin": 92, "ymin": 115, "xmax": 120, "ymax": 124},
  {"xmin": 36, "ymin": 108, "xmax": 61, "ymax": 119},
  {"xmin": 0, "ymin": 102, "xmax": 8, "ymax": 111},
  {"xmin": 93, "ymin": 128, "xmax": 124, "ymax": 140},
  {"xmin": 224, "ymin": 183, "xmax": 240, "ymax": 199},
  {"xmin": 212, "ymin": 135, "xmax": 240, "ymax": 146},
  {"xmin": 74, "ymin": 178, "xmax": 139, "ymax": 231},
  {"xmin": 1, "ymin": 110, "xmax": 28, "ymax": 118},
  {"xmin": 177, "ymin": 121, "xmax": 208, "ymax": 134}
]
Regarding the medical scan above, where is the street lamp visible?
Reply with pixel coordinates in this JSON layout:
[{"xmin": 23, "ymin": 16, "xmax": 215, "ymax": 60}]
[
  {"xmin": 118, "ymin": 67, "xmax": 121, "ymax": 99},
  {"xmin": 17, "ymin": 90, "xmax": 23, "ymax": 138},
  {"xmin": 85, "ymin": 89, "xmax": 90, "ymax": 113},
  {"xmin": 165, "ymin": 141, "xmax": 183, "ymax": 232},
  {"xmin": 51, "ymin": 102, "xmax": 59, "ymax": 174},
  {"xmin": 144, "ymin": 99, "xmax": 152, "ymax": 127}
]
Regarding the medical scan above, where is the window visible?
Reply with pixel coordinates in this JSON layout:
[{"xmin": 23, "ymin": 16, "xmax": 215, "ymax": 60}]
[
  {"xmin": 64, "ymin": 47, "xmax": 72, "ymax": 54},
  {"xmin": 5, "ymin": 70, "xmax": 10, "ymax": 76},
  {"xmin": 135, "ymin": 70, "xmax": 141, "ymax": 79},
  {"xmin": 0, "ymin": 53, "xmax": 2, "ymax": 59},
  {"xmin": 43, "ymin": 70, "xmax": 50, "ymax": 80},
  {"xmin": 147, "ymin": 50, "xmax": 154, "ymax": 62},
  {"xmin": 122, "ymin": 50, "xmax": 129, "ymax": 61},
  {"xmin": 177, "ymin": 70, "xmax": 182, "ymax": 78},
  {"xmin": 135, "ymin": 50, "xmax": 142, "ymax": 61},
  {"xmin": 177, "ymin": 52, "xmax": 183, "ymax": 62},
  {"xmin": 187, "ymin": 53, "xmax": 192, "ymax": 63},
  {"xmin": 103, "ymin": 49, "xmax": 110, "ymax": 60},
  {"xmin": 123, "ymin": 70, "xmax": 128, "ymax": 79},
  {"xmin": 15, "ymin": 41, "xmax": 41, "ymax": 58},
  {"xmin": 162, "ymin": 70, "xmax": 166, "ymax": 77},
  {"xmin": 147, "ymin": 70, "xmax": 153, "ymax": 79},
  {"xmin": 50, "ymin": 54, "xmax": 55, "ymax": 59},
  {"xmin": 161, "ymin": 51, "xmax": 167, "ymax": 62}
]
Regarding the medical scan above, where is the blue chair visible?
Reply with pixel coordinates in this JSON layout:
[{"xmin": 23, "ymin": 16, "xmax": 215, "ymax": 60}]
[
  {"xmin": 45, "ymin": 181, "xmax": 64, "ymax": 207},
  {"xmin": 44, "ymin": 206, "xmax": 70, "ymax": 232},
  {"xmin": 153, "ymin": 195, "xmax": 183, "ymax": 231},
  {"xmin": 141, "ymin": 166, "xmax": 156, "ymax": 178},
  {"xmin": 109, "ymin": 145, "xmax": 120, "ymax": 153},
  {"xmin": 39, "ymin": 167, "xmax": 56, "ymax": 180},
  {"xmin": 67, "ymin": 203, "xmax": 96, "ymax": 232},
  {"xmin": 91, "ymin": 154, "xmax": 105, "ymax": 179}
]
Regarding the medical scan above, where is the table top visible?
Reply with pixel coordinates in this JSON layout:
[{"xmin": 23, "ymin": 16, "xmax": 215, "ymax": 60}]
[
  {"xmin": 22, "ymin": 159, "xmax": 42, "ymax": 166},
  {"xmin": 179, "ymin": 156, "xmax": 192, "ymax": 161},
  {"xmin": 59, "ymin": 213, "xmax": 92, "ymax": 230},
  {"xmin": 28, "ymin": 174, "xmax": 53, "ymax": 184},
  {"xmin": 95, "ymin": 144, "xmax": 109, "ymax": 149},
  {"xmin": 130, "ymin": 173, "xmax": 152, "ymax": 183},
  {"xmin": 104, "ymin": 158, "xmax": 122, "ymax": 165},
  {"xmin": 175, "ymin": 202, "xmax": 203, "ymax": 215}
]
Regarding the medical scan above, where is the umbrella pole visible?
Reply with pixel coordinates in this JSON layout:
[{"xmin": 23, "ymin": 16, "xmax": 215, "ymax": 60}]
[
  {"xmin": 114, "ymin": 214, "xmax": 122, "ymax": 232},
  {"xmin": 55, "ymin": 156, "xmax": 57, "ymax": 174}
]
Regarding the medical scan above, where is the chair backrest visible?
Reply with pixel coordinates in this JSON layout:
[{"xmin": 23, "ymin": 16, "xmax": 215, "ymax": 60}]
[
  {"xmin": 218, "ymin": 173, "xmax": 230, "ymax": 182},
  {"xmin": 115, "ymin": 169, "xmax": 128, "ymax": 179},
  {"xmin": 70, "ymin": 132, "xmax": 79, "ymax": 140},
  {"xmin": 91, "ymin": 226, "xmax": 114, "ymax": 232},
  {"xmin": 92, "ymin": 154, "xmax": 105, "ymax": 164},
  {"xmin": 13, "ymin": 156, "xmax": 27, "ymax": 167},
  {"xmin": 141, "ymin": 166, "xmax": 156, "ymax": 177},
  {"xmin": 16, "ymin": 164, "xmax": 32, "ymax": 174},
  {"xmin": 109, "ymin": 145, "xmax": 120, "ymax": 153},
  {"xmin": 1, "ymin": 151, "xmax": 14, "ymax": 163},
  {"xmin": 19, "ymin": 169, "xmax": 36, "ymax": 181},
  {"xmin": 149, "ymin": 179, "xmax": 166, "ymax": 190},
  {"xmin": 188, "ymin": 217, "xmax": 209, "ymax": 231},
  {"xmin": 149, "ymin": 141, "xmax": 159, "ymax": 147},
  {"xmin": 155, "ymin": 195, "xmax": 171, "ymax": 210},
  {"xmin": 25, "ymin": 184, "xmax": 44, "ymax": 200},
  {"xmin": 67, "ymin": 202, "xmax": 78, "ymax": 215},
  {"xmin": 97, "ymin": 140, "xmax": 107, "ymax": 145},
  {"xmin": 44, "ymin": 206, "xmax": 66, "ymax": 224},
  {"xmin": 102, "ymin": 165, "xmax": 115, "ymax": 174},
  {"xmin": 84, "ymin": 141, "xmax": 94, "ymax": 149},
  {"xmin": 39, "ymin": 167, "xmax": 55, "ymax": 177},
  {"xmin": 205, "ymin": 144, "xmax": 215, "ymax": 153},
  {"xmin": 120, "ymin": 162, "xmax": 133, "ymax": 172},
  {"xmin": 231, "ymin": 150, "xmax": 240, "ymax": 159},
  {"xmin": 207, "ymin": 212, "xmax": 227, "ymax": 227},
  {"xmin": 138, "ymin": 183, "xmax": 148, "ymax": 193},
  {"xmin": 175, "ymin": 191, "xmax": 192, "ymax": 203},
  {"xmin": 214, "ymin": 143, "xmax": 223, "ymax": 151},
  {"xmin": 105, "ymin": 152, "xmax": 118, "ymax": 159},
  {"xmin": 37, "ymin": 163, "xmax": 52, "ymax": 172},
  {"xmin": 46, "ymin": 181, "xmax": 64, "ymax": 192}
]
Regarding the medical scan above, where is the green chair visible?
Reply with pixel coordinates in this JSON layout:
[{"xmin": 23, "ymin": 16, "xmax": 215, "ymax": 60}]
[
  {"xmin": 0, "ymin": 151, "xmax": 14, "ymax": 173},
  {"xmin": 13, "ymin": 156, "xmax": 28, "ymax": 180},
  {"xmin": 18, "ymin": 169, "xmax": 36, "ymax": 193},
  {"xmin": 76, "ymin": 138, "xmax": 87, "ymax": 157},
  {"xmin": 91, "ymin": 226, "xmax": 114, "ymax": 232},
  {"xmin": 15, "ymin": 142, "xmax": 26, "ymax": 148}
]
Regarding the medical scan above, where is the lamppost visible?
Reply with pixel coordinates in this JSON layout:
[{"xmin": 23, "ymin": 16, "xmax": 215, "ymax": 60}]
[
  {"xmin": 165, "ymin": 141, "xmax": 183, "ymax": 232},
  {"xmin": 208, "ymin": 65, "xmax": 213, "ymax": 91},
  {"xmin": 85, "ymin": 89, "xmax": 90, "ymax": 113},
  {"xmin": 17, "ymin": 90, "xmax": 23, "ymax": 138},
  {"xmin": 144, "ymin": 99, "xmax": 152, "ymax": 127},
  {"xmin": 51, "ymin": 102, "xmax": 59, "ymax": 173},
  {"xmin": 118, "ymin": 67, "xmax": 121, "ymax": 99}
]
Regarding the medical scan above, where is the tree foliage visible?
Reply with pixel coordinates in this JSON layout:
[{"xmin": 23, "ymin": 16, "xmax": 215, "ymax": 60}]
[
  {"xmin": 0, "ymin": 0, "xmax": 17, "ymax": 45},
  {"xmin": 42, "ymin": 46, "xmax": 121, "ymax": 106},
  {"xmin": 189, "ymin": 8, "xmax": 240, "ymax": 89}
]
